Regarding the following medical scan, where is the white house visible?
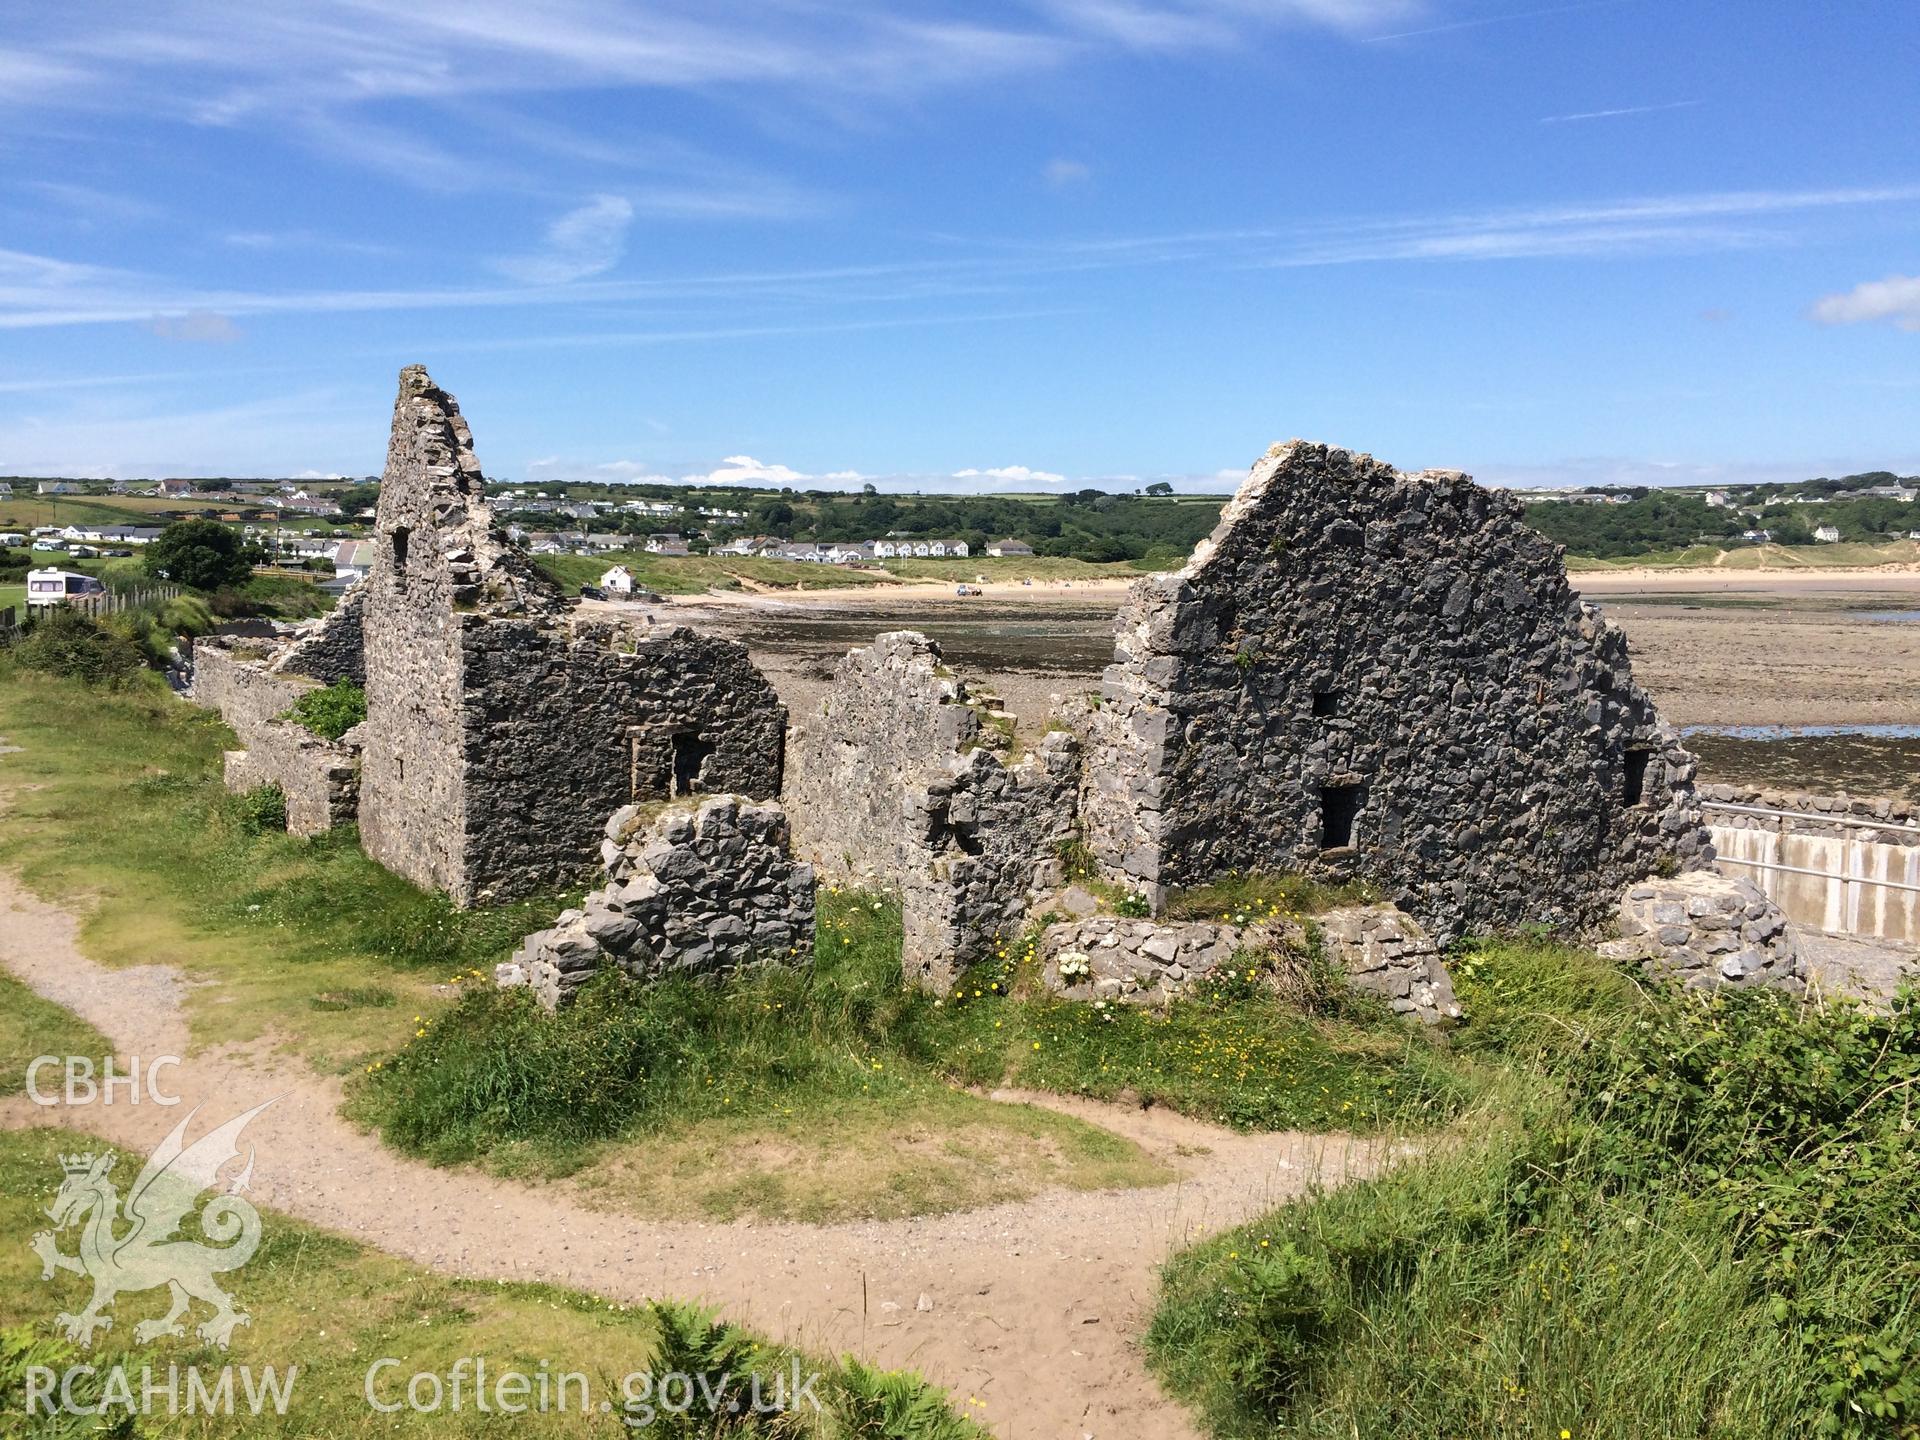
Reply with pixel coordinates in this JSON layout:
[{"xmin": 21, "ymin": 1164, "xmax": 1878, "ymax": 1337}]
[
  {"xmin": 600, "ymin": 564, "xmax": 636, "ymax": 596},
  {"xmin": 1741, "ymin": 529, "xmax": 1773, "ymax": 544},
  {"xmin": 1704, "ymin": 491, "xmax": 1731, "ymax": 508},
  {"xmin": 1813, "ymin": 525, "xmax": 1841, "ymax": 543},
  {"xmin": 333, "ymin": 539, "xmax": 375, "ymax": 582},
  {"xmin": 985, "ymin": 537, "xmax": 1034, "ymax": 557},
  {"xmin": 645, "ymin": 533, "xmax": 689, "ymax": 556}
]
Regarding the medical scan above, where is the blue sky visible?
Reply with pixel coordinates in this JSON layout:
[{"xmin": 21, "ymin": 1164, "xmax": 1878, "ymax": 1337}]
[{"xmin": 2, "ymin": 0, "xmax": 1917, "ymax": 491}]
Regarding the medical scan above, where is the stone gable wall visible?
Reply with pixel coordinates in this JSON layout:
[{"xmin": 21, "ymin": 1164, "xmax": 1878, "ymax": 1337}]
[
  {"xmin": 1082, "ymin": 440, "xmax": 1711, "ymax": 944},
  {"xmin": 356, "ymin": 366, "xmax": 786, "ymax": 907}
]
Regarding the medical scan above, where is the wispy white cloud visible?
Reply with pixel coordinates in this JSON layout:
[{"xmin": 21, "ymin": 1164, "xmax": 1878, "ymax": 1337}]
[
  {"xmin": 1540, "ymin": 99, "xmax": 1700, "ymax": 124},
  {"xmin": 525, "ymin": 456, "xmax": 676, "ymax": 484},
  {"xmin": 1044, "ymin": 158, "xmax": 1092, "ymax": 187},
  {"xmin": 493, "ymin": 195, "xmax": 636, "ymax": 285},
  {"xmin": 1362, "ymin": 0, "xmax": 1618, "ymax": 43},
  {"xmin": 1811, "ymin": 273, "xmax": 1920, "ymax": 332},
  {"xmin": 145, "ymin": 309, "xmax": 242, "ymax": 343},
  {"xmin": 686, "ymin": 454, "xmax": 812, "ymax": 486},
  {"xmin": 955, "ymin": 463, "xmax": 1069, "ymax": 484}
]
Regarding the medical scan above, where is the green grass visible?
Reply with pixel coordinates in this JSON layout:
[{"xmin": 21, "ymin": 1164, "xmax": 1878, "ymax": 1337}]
[
  {"xmin": 879, "ymin": 555, "xmax": 1150, "ymax": 582},
  {"xmin": 0, "ymin": 582, "xmax": 24, "ymax": 614},
  {"xmin": 355, "ymin": 891, "xmax": 1470, "ymax": 1205},
  {"xmin": 0, "ymin": 667, "xmax": 1170, "ymax": 1223},
  {"xmin": 0, "ymin": 1124, "xmax": 987, "ymax": 1437},
  {"xmin": 0, "ymin": 972, "xmax": 111, "ymax": 1097},
  {"xmin": 1146, "ymin": 938, "xmax": 1920, "ymax": 1440},
  {"xmin": 0, "ymin": 665, "xmax": 566, "ymax": 1073},
  {"xmin": 1565, "ymin": 538, "xmax": 1920, "ymax": 571}
]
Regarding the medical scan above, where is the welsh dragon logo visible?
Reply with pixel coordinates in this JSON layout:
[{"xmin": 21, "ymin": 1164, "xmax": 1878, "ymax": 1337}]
[{"xmin": 31, "ymin": 1100, "xmax": 275, "ymax": 1348}]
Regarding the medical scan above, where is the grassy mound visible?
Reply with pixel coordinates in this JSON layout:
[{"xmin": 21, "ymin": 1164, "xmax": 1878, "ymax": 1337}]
[{"xmin": 1147, "ymin": 939, "xmax": 1920, "ymax": 1439}]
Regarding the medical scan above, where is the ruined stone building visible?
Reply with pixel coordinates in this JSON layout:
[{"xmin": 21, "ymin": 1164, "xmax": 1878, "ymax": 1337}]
[
  {"xmin": 1081, "ymin": 441, "xmax": 1712, "ymax": 943},
  {"xmin": 783, "ymin": 632, "xmax": 1080, "ymax": 989},
  {"xmin": 355, "ymin": 366, "xmax": 787, "ymax": 905}
]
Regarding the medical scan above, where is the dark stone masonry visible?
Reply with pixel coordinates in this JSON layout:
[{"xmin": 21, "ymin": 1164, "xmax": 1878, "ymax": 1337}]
[
  {"xmin": 1081, "ymin": 440, "xmax": 1714, "ymax": 945},
  {"xmin": 499, "ymin": 795, "xmax": 816, "ymax": 1010},
  {"xmin": 356, "ymin": 366, "xmax": 786, "ymax": 906},
  {"xmin": 192, "ymin": 380, "xmax": 1806, "ymax": 1009}
]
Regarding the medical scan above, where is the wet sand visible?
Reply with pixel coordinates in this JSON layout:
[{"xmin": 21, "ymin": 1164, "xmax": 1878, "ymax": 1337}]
[{"xmin": 621, "ymin": 566, "xmax": 1920, "ymax": 796}]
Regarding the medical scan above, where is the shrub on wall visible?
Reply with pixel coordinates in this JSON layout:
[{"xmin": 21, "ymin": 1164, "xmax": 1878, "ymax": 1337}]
[{"xmin": 282, "ymin": 680, "xmax": 367, "ymax": 740}]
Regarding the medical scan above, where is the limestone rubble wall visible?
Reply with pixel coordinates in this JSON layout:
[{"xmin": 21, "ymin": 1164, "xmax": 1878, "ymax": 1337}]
[
  {"xmin": 190, "ymin": 642, "xmax": 316, "ymax": 733},
  {"xmin": 454, "ymin": 617, "xmax": 787, "ymax": 904},
  {"xmin": 271, "ymin": 582, "xmax": 367, "ymax": 687},
  {"xmin": 785, "ymin": 631, "xmax": 1080, "ymax": 989},
  {"xmin": 223, "ymin": 719, "xmax": 358, "ymax": 836},
  {"xmin": 355, "ymin": 366, "xmax": 788, "ymax": 907},
  {"xmin": 1082, "ymin": 440, "xmax": 1711, "ymax": 945},
  {"xmin": 501, "ymin": 795, "xmax": 815, "ymax": 1010}
]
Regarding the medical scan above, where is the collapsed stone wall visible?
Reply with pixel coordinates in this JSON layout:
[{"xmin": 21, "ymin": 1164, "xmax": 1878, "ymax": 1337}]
[
  {"xmin": 271, "ymin": 582, "xmax": 367, "ymax": 687},
  {"xmin": 1315, "ymin": 904, "xmax": 1462, "ymax": 1025},
  {"xmin": 784, "ymin": 631, "xmax": 1080, "ymax": 989},
  {"xmin": 499, "ymin": 796, "xmax": 815, "ymax": 1010},
  {"xmin": 189, "ymin": 637, "xmax": 361, "ymax": 836},
  {"xmin": 1041, "ymin": 916, "xmax": 1252, "ymax": 1003},
  {"xmin": 224, "ymin": 721, "xmax": 360, "ymax": 836},
  {"xmin": 1038, "ymin": 900, "xmax": 1459, "ymax": 1023},
  {"xmin": 1082, "ymin": 440, "xmax": 1711, "ymax": 945},
  {"xmin": 356, "ymin": 366, "xmax": 786, "ymax": 906},
  {"xmin": 1599, "ymin": 872, "xmax": 1806, "ymax": 992}
]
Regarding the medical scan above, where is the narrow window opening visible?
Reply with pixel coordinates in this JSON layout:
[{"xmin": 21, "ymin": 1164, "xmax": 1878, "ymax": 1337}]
[
  {"xmin": 1623, "ymin": 749, "xmax": 1652, "ymax": 807},
  {"xmin": 671, "ymin": 732, "xmax": 717, "ymax": 797},
  {"xmin": 1321, "ymin": 783, "xmax": 1362, "ymax": 851},
  {"xmin": 1311, "ymin": 690, "xmax": 1338, "ymax": 718},
  {"xmin": 390, "ymin": 526, "xmax": 411, "ymax": 582}
]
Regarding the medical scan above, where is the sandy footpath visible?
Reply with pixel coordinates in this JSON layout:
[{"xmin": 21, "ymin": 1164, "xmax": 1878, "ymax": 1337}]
[{"xmin": 0, "ymin": 802, "xmax": 1388, "ymax": 1439}]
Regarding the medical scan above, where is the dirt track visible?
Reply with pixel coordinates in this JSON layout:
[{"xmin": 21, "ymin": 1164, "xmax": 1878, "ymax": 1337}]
[{"xmin": 0, "ymin": 840, "xmax": 1388, "ymax": 1440}]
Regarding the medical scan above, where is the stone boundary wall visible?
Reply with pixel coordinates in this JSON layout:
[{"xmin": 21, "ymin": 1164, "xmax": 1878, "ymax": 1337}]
[
  {"xmin": 1699, "ymin": 782, "xmax": 1920, "ymax": 844},
  {"xmin": 1040, "ymin": 916, "xmax": 1252, "ymax": 1003},
  {"xmin": 499, "ymin": 796, "xmax": 815, "ymax": 1010},
  {"xmin": 190, "ymin": 641, "xmax": 316, "ymax": 733},
  {"xmin": 1315, "ymin": 904, "xmax": 1461, "ymax": 1025},
  {"xmin": 224, "ymin": 721, "xmax": 359, "ymax": 836},
  {"xmin": 1702, "ymin": 783, "xmax": 1920, "ymax": 944},
  {"xmin": 1038, "ymin": 900, "xmax": 1460, "ymax": 1023}
]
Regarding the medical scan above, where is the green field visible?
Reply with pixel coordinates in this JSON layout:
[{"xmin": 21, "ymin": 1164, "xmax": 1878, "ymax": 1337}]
[
  {"xmin": 880, "ymin": 554, "xmax": 1152, "ymax": 583},
  {"xmin": 1565, "ymin": 537, "xmax": 1920, "ymax": 571}
]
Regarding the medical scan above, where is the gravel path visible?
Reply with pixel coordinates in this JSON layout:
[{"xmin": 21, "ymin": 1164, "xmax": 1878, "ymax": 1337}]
[{"xmin": 0, "ymin": 860, "xmax": 1385, "ymax": 1438}]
